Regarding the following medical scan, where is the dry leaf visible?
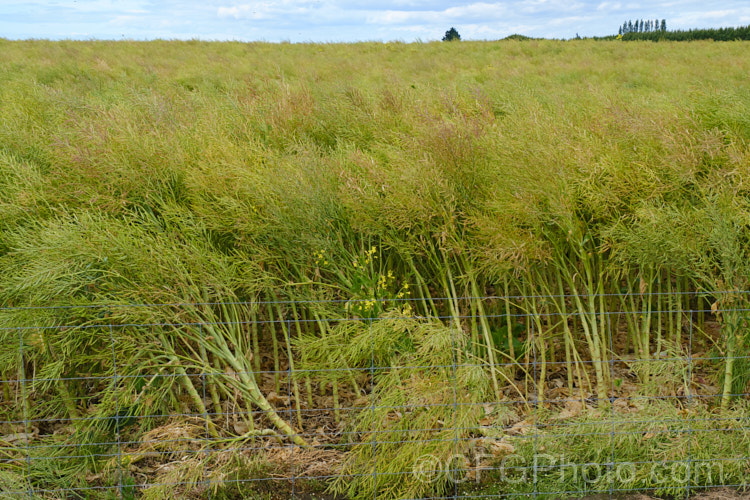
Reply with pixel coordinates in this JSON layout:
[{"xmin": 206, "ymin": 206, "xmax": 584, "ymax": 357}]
[
  {"xmin": 233, "ymin": 421, "xmax": 249, "ymax": 435},
  {"xmin": 508, "ymin": 420, "xmax": 533, "ymax": 435},
  {"xmin": 555, "ymin": 409, "xmax": 576, "ymax": 420},
  {"xmin": 266, "ymin": 391, "xmax": 287, "ymax": 406},
  {"xmin": 491, "ymin": 440, "xmax": 516, "ymax": 457},
  {"xmin": 554, "ymin": 400, "xmax": 583, "ymax": 420},
  {"xmin": 1, "ymin": 433, "xmax": 32, "ymax": 444},
  {"xmin": 387, "ymin": 411, "xmax": 403, "ymax": 422}
]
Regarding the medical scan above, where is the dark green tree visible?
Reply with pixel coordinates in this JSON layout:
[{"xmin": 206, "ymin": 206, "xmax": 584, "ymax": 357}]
[
  {"xmin": 442, "ymin": 27, "xmax": 461, "ymax": 41},
  {"xmin": 619, "ymin": 23, "xmax": 749, "ymax": 41},
  {"xmin": 661, "ymin": 19, "xmax": 667, "ymax": 31}
]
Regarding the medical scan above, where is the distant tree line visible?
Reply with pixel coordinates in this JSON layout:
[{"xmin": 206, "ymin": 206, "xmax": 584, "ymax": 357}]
[
  {"xmin": 621, "ymin": 24, "xmax": 750, "ymax": 41},
  {"xmin": 619, "ymin": 19, "xmax": 666, "ymax": 35}
]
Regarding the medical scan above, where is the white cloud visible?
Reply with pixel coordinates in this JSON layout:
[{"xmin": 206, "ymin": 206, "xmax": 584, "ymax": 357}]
[
  {"xmin": 519, "ymin": 0, "xmax": 585, "ymax": 14},
  {"xmin": 597, "ymin": 2, "xmax": 623, "ymax": 12},
  {"xmin": 108, "ymin": 15, "xmax": 139, "ymax": 25},
  {"xmin": 4, "ymin": 0, "xmax": 750, "ymax": 42},
  {"xmin": 60, "ymin": 0, "xmax": 149, "ymax": 14},
  {"xmin": 699, "ymin": 9, "xmax": 739, "ymax": 19},
  {"xmin": 669, "ymin": 7, "xmax": 750, "ymax": 28},
  {"xmin": 218, "ymin": 3, "xmax": 287, "ymax": 20},
  {"xmin": 365, "ymin": 3, "xmax": 508, "ymax": 25},
  {"xmin": 445, "ymin": 2, "xmax": 508, "ymax": 19},
  {"xmin": 217, "ymin": 1, "xmax": 325, "ymax": 20},
  {"xmin": 218, "ymin": 5, "xmax": 262, "ymax": 19}
]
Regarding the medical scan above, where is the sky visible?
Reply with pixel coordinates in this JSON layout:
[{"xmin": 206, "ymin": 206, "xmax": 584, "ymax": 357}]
[{"xmin": 2, "ymin": 1, "xmax": 749, "ymax": 42}]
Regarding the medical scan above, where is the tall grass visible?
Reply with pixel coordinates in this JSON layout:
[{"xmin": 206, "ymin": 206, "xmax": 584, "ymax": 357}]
[{"xmin": 1, "ymin": 38, "xmax": 750, "ymax": 498}]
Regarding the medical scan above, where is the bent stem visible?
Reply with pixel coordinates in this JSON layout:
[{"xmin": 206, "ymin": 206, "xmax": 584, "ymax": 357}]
[{"xmin": 185, "ymin": 304, "xmax": 310, "ymax": 448}]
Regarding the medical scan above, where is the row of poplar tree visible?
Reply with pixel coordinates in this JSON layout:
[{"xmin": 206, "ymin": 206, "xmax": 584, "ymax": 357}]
[{"xmin": 620, "ymin": 19, "xmax": 666, "ymax": 34}]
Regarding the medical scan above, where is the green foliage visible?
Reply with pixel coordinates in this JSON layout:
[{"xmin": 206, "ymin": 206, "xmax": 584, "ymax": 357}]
[
  {"xmin": 442, "ymin": 27, "xmax": 461, "ymax": 41},
  {"xmin": 297, "ymin": 316, "xmax": 493, "ymax": 498},
  {"xmin": 1, "ymin": 39, "xmax": 750, "ymax": 499},
  {"xmin": 475, "ymin": 402, "xmax": 750, "ymax": 498},
  {"xmin": 622, "ymin": 24, "xmax": 750, "ymax": 41},
  {"xmin": 490, "ymin": 321, "xmax": 527, "ymax": 358},
  {"xmin": 621, "ymin": 19, "xmax": 667, "ymax": 35},
  {"xmin": 503, "ymin": 34, "xmax": 533, "ymax": 41}
]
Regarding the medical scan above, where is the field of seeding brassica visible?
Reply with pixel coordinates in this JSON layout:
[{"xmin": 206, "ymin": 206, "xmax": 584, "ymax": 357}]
[{"xmin": 1, "ymin": 39, "xmax": 749, "ymax": 499}]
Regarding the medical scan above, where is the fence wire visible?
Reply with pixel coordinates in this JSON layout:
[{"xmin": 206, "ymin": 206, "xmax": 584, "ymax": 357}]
[{"xmin": 1, "ymin": 293, "xmax": 749, "ymax": 499}]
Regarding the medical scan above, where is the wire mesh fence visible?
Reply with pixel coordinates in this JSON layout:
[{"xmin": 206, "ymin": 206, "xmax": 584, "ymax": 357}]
[{"xmin": 1, "ymin": 293, "xmax": 749, "ymax": 499}]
